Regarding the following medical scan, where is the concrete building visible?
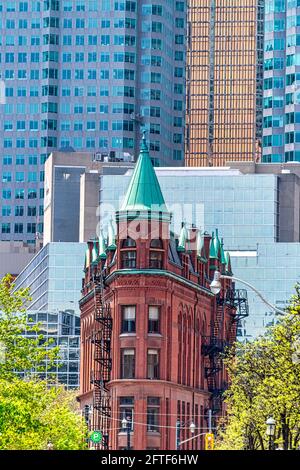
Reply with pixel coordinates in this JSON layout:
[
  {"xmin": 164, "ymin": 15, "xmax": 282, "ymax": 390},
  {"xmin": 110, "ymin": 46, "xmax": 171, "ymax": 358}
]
[
  {"xmin": 185, "ymin": 0, "xmax": 264, "ymax": 166},
  {"xmin": 263, "ymin": 0, "xmax": 300, "ymax": 163},
  {"xmin": 0, "ymin": 0, "xmax": 186, "ymax": 244},
  {"xmin": 43, "ymin": 150, "xmax": 133, "ymax": 245},
  {"xmin": 0, "ymin": 241, "xmax": 40, "ymax": 279},
  {"xmin": 78, "ymin": 137, "xmax": 238, "ymax": 450}
]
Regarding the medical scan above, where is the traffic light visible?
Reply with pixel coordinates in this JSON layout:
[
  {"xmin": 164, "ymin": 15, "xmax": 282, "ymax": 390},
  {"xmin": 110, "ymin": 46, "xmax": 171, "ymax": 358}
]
[{"xmin": 205, "ymin": 433, "xmax": 214, "ymax": 450}]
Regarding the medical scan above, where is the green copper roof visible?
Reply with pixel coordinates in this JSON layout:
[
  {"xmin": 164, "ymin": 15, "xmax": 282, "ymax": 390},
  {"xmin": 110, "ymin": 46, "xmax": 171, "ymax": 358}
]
[
  {"xmin": 177, "ymin": 223, "xmax": 188, "ymax": 252},
  {"xmin": 220, "ymin": 238, "xmax": 226, "ymax": 265},
  {"xmin": 196, "ymin": 231, "xmax": 207, "ymax": 262},
  {"xmin": 214, "ymin": 228, "xmax": 221, "ymax": 259},
  {"xmin": 225, "ymin": 251, "xmax": 233, "ymax": 275},
  {"xmin": 98, "ymin": 231, "xmax": 107, "ymax": 260},
  {"xmin": 107, "ymin": 219, "xmax": 117, "ymax": 251},
  {"xmin": 120, "ymin": 133, "xmax": 168, "ymax": 214},
  {"xmin": 84, "ymin": 247, "xmax": 91, "ymax": 269},
  {"xmin": 209, "ymin": 232, "xmax": 218, "ymax": 259},
  {"xmin": 91, "ymin": 240, "xmax": 99, "ymax": 265}
]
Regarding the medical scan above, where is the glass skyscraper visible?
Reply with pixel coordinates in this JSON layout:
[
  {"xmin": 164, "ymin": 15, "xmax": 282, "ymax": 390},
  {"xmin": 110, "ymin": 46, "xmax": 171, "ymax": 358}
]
[
  {"xmin": 263, "ymin": 0, "xmax": 300, "ymax": 163},
  {"xmin": 14, "ymin": 242, "xmax": 86, "ymax": 313},
  {"xmin": 0, "ymin": 0, "xmax": 186, "ymax": 243},
  {"xmin": 185, "ymin": 0, "xmax": 264, "ymax": 166},
  {"xmin": 23, "ymin": 310, "xmax": 80, "ymax": 389}
]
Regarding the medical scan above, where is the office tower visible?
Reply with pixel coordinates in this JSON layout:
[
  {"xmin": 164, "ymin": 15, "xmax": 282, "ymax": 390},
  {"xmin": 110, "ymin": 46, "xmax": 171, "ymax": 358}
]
[
  {"xmin": 23, "ymin": 310, "xmax": 80, "ymax": 389},
  {"xmin": 263, "ymin": 0, "xmax": 300, "ymax": 163},
  {"xmin": 0, "ymin": 0, "xmax": 186, "ymax": 244},
  {"xmin": 185, "ymin": 0, "xmax": 264, "ymax": 166}
]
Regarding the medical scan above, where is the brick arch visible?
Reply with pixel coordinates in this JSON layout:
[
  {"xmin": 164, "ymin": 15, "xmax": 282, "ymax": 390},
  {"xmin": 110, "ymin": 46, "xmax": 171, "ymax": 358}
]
[
  {"xmin": 187, "ymin": 313, "xmax": 192, "ymax": 386},
  {"xmin": 177, "ymin": 311, "xmax": 183, "ymax": 384}
]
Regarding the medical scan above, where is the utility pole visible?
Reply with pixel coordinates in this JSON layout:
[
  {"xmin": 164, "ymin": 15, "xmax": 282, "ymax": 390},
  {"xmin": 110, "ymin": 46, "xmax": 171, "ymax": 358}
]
[
  {"xmin": 176, "ymin": 420, "xmax": 181, "ymax": 450},
  {"xmin": 208, "ymin": 409, "xmax": 212, "ymax": 433}
]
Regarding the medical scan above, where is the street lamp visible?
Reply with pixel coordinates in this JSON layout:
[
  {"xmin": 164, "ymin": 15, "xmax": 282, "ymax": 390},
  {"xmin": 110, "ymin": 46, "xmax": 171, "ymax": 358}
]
[
  {"xmin": 46, "ymin": 440, "xmax": 54, "ymax": 450},
  {"xmin": 266, "ymin": 417, "xmax": 276, "ymax": 450},
  {"xmin": 209, "ymin": 271, "xmax": 286, "ymax": 316},
  {"xmin": 176, "ymin": 420, "xmax": 196, "ymax": 450},
  {"xmin": 122, "ymin": 416, "xmax": 131, "ymax": 450}
]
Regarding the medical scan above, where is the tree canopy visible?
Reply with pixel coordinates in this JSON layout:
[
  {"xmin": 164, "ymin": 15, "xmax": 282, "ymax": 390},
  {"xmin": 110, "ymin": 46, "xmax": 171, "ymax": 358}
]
[
  {"xmin": 0, "ymin": 274, "xmax": 87, "ymax": 450},
  {"xmin": 216, "ymin": 284, "xmax": 300, "ymax": 450}
]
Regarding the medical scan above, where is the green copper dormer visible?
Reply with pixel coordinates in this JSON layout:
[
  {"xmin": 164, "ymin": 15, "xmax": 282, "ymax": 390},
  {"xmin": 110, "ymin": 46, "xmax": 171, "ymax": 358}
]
[
  {"xmin": 225, "ymin": 251, "xmax": 233, "ymax": 275},
  {"xmin": 107, "ymin": 218, "xmax": 117, "ymax": 251},
  {"xmin": 214, "ymin": 228, "xmax": 221, "ymax": 260},
  {"xmin": 98, "ymin": 230, "xmax": 107, "ymax": 260},
  {"xmin": 209, "ymin": 232, "xmax": 218, "ymax": 259},
  {"xmin": 117, "ymin": 132, "xmax": 170, "ymax": 222},
  {"xmin": 196, "ymin": 231, "xmax": 207, "ymax": 262},
  {"xmin": 177, "ymin": 223, "xmax": 188, "ymax": 252},
  {"xmin": 84, "ymin": 247, "xmax": 91, "ymax": 270},
  {"xmin": 91, "ymin": 240, "xmax": 99, "ymax": 265},
  {"xmin": 220, "ymin": 238, "xmax": 227, "ymax": 273}
]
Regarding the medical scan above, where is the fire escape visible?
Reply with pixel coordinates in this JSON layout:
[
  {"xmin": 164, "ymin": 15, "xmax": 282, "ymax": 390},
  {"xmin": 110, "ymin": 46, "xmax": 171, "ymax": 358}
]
[
  {"xmin": 90, "ymin": 269, "xmax": 112, "ymax": 450},
  {"xmin": 202, "ymin": 286, "xmax": 249, "ymax": 417}
]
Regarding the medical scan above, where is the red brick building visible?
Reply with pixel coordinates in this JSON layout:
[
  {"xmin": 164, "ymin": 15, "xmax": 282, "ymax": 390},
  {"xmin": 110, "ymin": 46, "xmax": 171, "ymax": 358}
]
[{"xmin": 78, "ymin": 136, "xmax": 239, "ymax": 450}]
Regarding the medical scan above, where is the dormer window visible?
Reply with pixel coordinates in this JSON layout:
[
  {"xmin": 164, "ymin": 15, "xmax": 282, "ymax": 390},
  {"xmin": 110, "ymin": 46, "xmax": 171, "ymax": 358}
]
[
  {"xmin": 121, "ymin": 237, "xmax": 136, "ymax": 268},
  {"xmin": 149, "ymin": 239, "xmax": 163, "ymax": 269}
]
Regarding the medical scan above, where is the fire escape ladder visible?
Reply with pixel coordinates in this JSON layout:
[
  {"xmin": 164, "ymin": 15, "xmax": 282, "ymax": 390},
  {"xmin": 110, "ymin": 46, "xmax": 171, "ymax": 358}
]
[
  {"xmin": 202, "ymin": 294, "xmax": 229, "ymax": 415},
  {"xmin": 90, "ymin": 269, "xmax": 112, "ymax": 450}
]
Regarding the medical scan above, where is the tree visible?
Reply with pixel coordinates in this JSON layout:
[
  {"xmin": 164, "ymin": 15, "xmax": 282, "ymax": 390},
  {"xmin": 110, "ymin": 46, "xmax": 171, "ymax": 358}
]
[
  {"xmin": 216, "ymin": 284, "xmax": 300, "ymax": 450},
  {"xmin": 0, "ymin": 274, "xmax": 88, "ymax": 450},
  {"xmin": 0, "ymin": 274, "xmax": 59, "ymax": 379},
  {"xmin": 0, "ymin": 378, "xmax": 87, "ymax": 450}
]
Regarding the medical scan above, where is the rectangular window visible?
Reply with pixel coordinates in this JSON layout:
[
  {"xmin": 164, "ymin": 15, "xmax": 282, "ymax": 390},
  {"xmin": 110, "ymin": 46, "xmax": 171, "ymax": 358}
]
[
  {"xmin": 119, "ymin": 397, "xmax": 134, "ymax": 431},
  {"xmin": 121, "ymin": 306, "xmax": 136, "ymax": 333},
  {"xmin": 148, "ymin": 306, "xmax": 160, "ymax": 333},
  {"xmin": 121, "ymin": 349, "xmax": 135, "ymax": 379},
  {"xmin": 147, "ymin": 397, "xmax": 160, "ymax": 432},
  {"xmin": 147, "ymin": 349, "xmax": 159, "ymax": 379}
]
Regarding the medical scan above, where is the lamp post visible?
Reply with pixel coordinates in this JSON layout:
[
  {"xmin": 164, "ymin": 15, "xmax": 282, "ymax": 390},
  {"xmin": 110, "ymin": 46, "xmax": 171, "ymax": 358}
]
[
  {"xmin": 46, "ymin": 440, "xmax": 54, "ymax": 450},
  {"xmin": 122, "ymin": 416, "xmax": 131, "ymax": 450},
  {"xmin": 176, "ymin": 420, "xmax": 196, "ymax": 450},
  {"xmin": 209, "ymin": 271, "xmax": 286, "ymax": 316},
  {"xmin": 266, "ymin": 417, "xmax": 276, "ymax": 450}
]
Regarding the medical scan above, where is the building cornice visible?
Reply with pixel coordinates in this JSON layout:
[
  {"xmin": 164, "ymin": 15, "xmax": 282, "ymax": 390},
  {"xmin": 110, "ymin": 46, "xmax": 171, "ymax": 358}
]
[
  {"xmin": 107, "ymin": 378, "xmax": 211, "ymax": 397},
  {"xmin": 105, "ymin": 268, "xmax": 214, "ymax": 297},
  {"xmin": 79, "ymin": 268, "xmax": 213, "ymax": 306}
]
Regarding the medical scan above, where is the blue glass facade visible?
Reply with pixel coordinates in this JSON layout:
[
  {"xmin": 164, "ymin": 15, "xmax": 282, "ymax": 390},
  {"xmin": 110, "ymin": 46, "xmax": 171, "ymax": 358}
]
[
  {"xmin": 0, "ymin": 0, "xmax": 186, "ymax": 243},
  {"xmin": 99, "ymin": 168, "xmax": 300, "ymax": 340},
  {"xmin": 14, "ymin": 242, "xmax": 86, "ymax": 313},
  {"xmin": 23, "ymin": 309, "xmax": 80, "ymax": 389},
  {"xmin": 263, "ymin": 0, "xmax": 300, "ymax": 163},
  {"xmin": 100, "ymin": 169, "xmax": 279, "ymax": 248}
]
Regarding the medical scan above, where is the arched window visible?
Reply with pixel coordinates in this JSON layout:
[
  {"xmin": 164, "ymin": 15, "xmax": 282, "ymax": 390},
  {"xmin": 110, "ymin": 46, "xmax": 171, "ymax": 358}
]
[
  {"xmin": 122, "ymin": 238, "xmax": 136, "ymax": 248},
  {"xmin": 149, "ymin": 239, "xmax": 163, "ymax": 269},
  {"xmin": 121, "ymin": 237, "xmax": 136, "ymax": 268},
  {"xmin": 150, "ymin": 239, "xmax": 163, "ymax": 249}
]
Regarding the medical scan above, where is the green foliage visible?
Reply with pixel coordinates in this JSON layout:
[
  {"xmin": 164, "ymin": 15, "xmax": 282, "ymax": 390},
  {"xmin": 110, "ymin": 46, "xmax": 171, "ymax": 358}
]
[
  {"xmin": 216, "ymin": 284, "xmax": 300, "ymax": 450},
  {"xmin": 0, "ymin": 274, "xmax": 59, "ymax": 379},
  {"xmin": 0, "ymin": 378, "xmax": 88, "ymax": 450},
  {"xmin": 0, "ymin": 274, "xmax": 88, "ymax": 450}
]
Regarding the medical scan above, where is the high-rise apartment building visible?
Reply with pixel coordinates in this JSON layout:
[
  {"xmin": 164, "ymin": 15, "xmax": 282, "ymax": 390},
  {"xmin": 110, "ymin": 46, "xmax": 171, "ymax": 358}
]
[
  {"xmin": 185, "ymin": 0, "xmax": 264, "ymax": 166},
  {"xmin": 0, "ymin": 0, "xmax": 186, "ymax": 244},
  {"xmin": 263, "ymin": 0, "xmax": 300, "ymax": 163}
]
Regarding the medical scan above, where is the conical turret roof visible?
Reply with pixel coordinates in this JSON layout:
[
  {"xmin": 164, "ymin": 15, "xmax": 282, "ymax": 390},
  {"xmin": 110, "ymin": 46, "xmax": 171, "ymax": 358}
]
[{"xmin": 119, "ymin": 133, "xmax": 169, "ymax": 219}]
